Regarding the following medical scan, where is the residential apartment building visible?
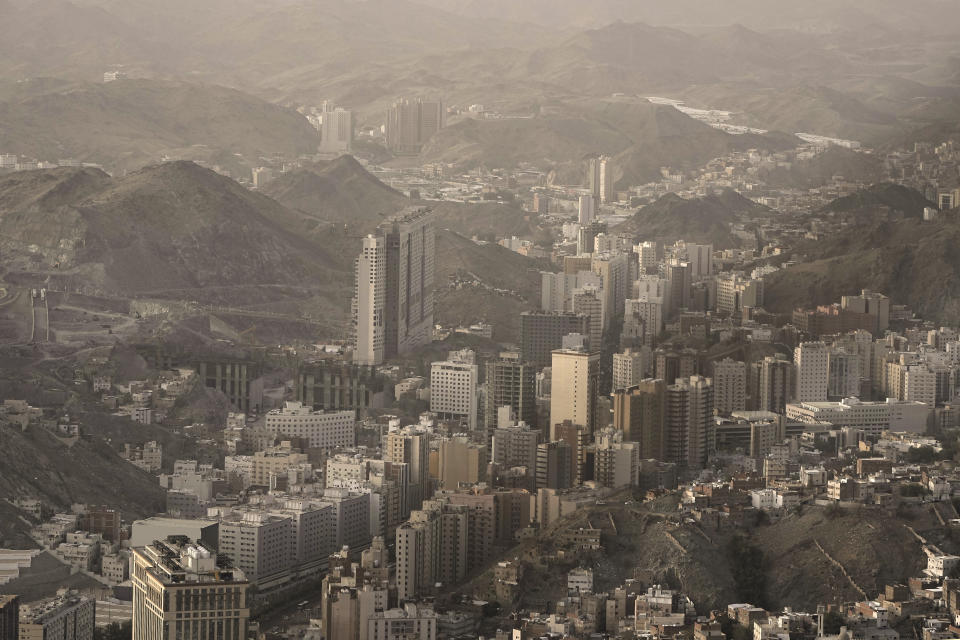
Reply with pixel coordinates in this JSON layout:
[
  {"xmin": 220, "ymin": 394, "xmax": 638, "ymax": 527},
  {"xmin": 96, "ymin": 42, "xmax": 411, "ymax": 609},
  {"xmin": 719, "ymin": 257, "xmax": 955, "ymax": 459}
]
[
  {"xmin": 430, "ymin": 355, "xmax": 478, "ymax": 431},
  {"xmin": 484, "ymin": 352, "xmax": 537, "ymax": 432}
]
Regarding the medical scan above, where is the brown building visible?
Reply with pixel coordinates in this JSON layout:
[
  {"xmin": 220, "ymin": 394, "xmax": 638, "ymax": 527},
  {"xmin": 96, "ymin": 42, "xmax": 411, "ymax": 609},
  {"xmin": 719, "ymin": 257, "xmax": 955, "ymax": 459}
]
[
  {"xmin": 0, "ymin": 595, "xmax": 18, "ymax": 640},
  {"xmin": 612, "ymin": 380, "xmax": 666, "ymax": 460}
]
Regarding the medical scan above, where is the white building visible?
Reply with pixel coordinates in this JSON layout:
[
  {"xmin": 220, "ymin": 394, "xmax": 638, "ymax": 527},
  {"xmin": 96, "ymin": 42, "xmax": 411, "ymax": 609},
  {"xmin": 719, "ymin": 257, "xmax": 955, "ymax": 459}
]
[
  {"xmin": 785, "ymin": 398, "xmax": 930, "ymax": 436},
  {"xmin": 265, "ymin": 402, "xmax": 355, "ymax": 449},
  {"xmin": 353, "ymin": 235, "xmax": 386, "ymax": 365},
  {"xmin": 794, "ymin": 342, "xmax": 829, "ymax": 402},
  {"xmin": 612, "ymin": 348, "xmax": 651, "ymax": 391},
  {"xmin": 430, "ymin": 353, "xmax": 479, "ymax": 430}
]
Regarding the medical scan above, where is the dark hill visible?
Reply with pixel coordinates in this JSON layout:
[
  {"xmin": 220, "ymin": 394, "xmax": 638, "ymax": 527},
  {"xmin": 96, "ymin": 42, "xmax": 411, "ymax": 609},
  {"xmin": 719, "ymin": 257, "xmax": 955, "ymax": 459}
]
[
  {"xmin": 820, "ymin": 182, "xmax": 936, "ymax": 217},
  {"xmin": 0, "ymin": 162, "xmax": 347, "ymax": 301},
  {"xmin": 614, "ymin": 189, "xmax": 770, "ymax": 248},
  {"xmin": 261, "ymin": 155, "xmax": 406, "ymax": 234}
]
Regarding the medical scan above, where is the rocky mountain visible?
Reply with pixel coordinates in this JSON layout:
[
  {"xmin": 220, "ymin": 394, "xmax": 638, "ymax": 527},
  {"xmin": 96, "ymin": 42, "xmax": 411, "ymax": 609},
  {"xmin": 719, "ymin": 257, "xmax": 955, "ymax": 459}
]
[
  {"xmin": 615, "ymin": 189, "xmax": 770, "ymax": 248},
  {"xmin": 261, "ymin": 156, "xmax": 407, "ymax": 234},
  {"xmin": 764, "ymin": 186, "xmax": 957, "ymax": 321},
  {"xmin": 0, "ymin": 78, "xmax": 319, "ymax": 174},
  {"xmin": 0, "ymin": 162, "xmax": 347, "ymax": 301}
]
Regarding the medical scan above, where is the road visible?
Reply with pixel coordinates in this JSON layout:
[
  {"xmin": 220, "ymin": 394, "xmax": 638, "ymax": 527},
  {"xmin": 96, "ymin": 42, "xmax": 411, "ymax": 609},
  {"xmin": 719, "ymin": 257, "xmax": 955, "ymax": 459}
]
[{"xmin": 31, "ymin": 296, "xmax": 49, "ymax": 343}]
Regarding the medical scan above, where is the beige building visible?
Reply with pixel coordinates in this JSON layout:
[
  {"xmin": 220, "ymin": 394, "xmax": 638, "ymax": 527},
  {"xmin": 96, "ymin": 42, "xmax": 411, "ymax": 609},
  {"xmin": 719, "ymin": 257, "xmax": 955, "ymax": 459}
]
[
  {"xmin": 395, "ymin": 499, "xmax": 469, "ymax": 602},
  {"xmin": 250, "ymin": 442, "xmax": 309, "ymax": 486},
  {"xmin": 131, "ymin": 539, "xmax": 248, "ymax": 640},
  {"xmin": 437, "ymin": 436, "xmax": 487, "ymax": 489},
  {"xmin": 612, "ymin": 380, "xmax": 667, "ymax": 460},
  {"xmin": 549, "ymin": 349, "xmax": 601, "ymax": 439}
]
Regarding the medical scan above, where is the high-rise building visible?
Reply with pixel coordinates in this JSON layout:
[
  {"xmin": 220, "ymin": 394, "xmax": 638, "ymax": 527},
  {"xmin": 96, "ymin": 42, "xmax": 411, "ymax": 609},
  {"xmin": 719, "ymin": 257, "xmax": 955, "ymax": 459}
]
[
  {"xmin": 438, "ymin": 436, "xmax": 487, "ymax": 489},
  {"xmin": 384, "ymin": 428, "xmax": 432, "ymax": 510},
  {"xmin": 612, "ymin": 348, "xmax": 651, "ymax": 391},
  {"xmin": 592, "ymin": 253, "xmax": 629, "ymax": 330},
  {"xmin": 715, "ymin": 272, "xmax": 764, "ymax": 316},
  {"xmin": 491, "ymin": 422, "xmax": 540, "ymax": 473},
  {"xmin": 571, "ymin": 286, "xmax": 604, "ymax": 351},
  {"xmin": 319, "ymin": 103, "xmax": 353, "ymax": 154},
  {"xmin": 795, "ymin": 342, "xmax": 830, "ymax": 402},
  {"xmin": 320, "ymin": 548, "xmax": 388, "ymax": 640},
  {"xmin": 353, "ymin": 235, "xmax": 386, "ymax": 365},
  {"xmin": 132, "ymin": 538, "xmax": 248, "ymax": 640},
  {"xmin": 665, "ymin": 261, "xmax": 691, "ymax": 319},
  {"xmin": 578, "ymin": 194, "xmax": 595, "ymax": 226},
  {"xmin": 353, "ymin": 208, "xmax": 435, "ymax": 363},
  {"xmin": 19, "ymin": 595, "xmax": 95, "ymax": 640},
  {"xmin": 549, "ymin": 349, "xmax": 601, "ymax": 439},
  {"xmin": 712, "ymin": 358, "xmax": 746, "ymax": 415},
  {"xmin": 430, "ymin": 354, "xmax": 478, "ymax": 431},
  {"xmin": 588, "ymin": 156, "xmax": 614, "ymax": 203},
  {"xmin": 759, "ymin": 356, "xmax": 793, "ymax": 414},
  {"xmin": 395, "ymin": 499, "xmax": 469, "ymax": 602},
  {"xmin": 612, "ymin": 380, "xmax": 666, "ymax": 460},
  {"xmin": 655, "ymin": 349, "xmax": 700, "ymax": 386},
  {"xmin": 484, "ymin": 352, "xmax": 537, "ymax": 433},
  {"xmin": 577, "ymin": 220, "xmax": 607, "ymax": 256},
  {"xmin": 827, "ymin": 348, "xmax": 862, "ymax": 400},
  {"xmin": 535, "ymin": 441, "xmax": 573, "ymax": 490},
  {"xmin": 622, "ymin": 298, "xmax": 663, "ymax": 348},
  {"xmin": 666, "ymin": 376, "xmax": 714, "ymax": 468},
  {"xmin": 554, "ymin": 420, "xmax": 591, "ymax": 485},
  {"xmin": 594, "ymin": 428, "xmax": 640, "ymax": 488},
  {"xmin": 635, "ymin": 242, "xmax": 660, "ymax": 272},
  {"xmin": 678, "ymin": 242, "xmax": 713, "ymax": 279},
  {"xmin": 383, "ymin": 207, "xmax": 435, "ymax": 357},
  {"xmin": 386, "ymin": 98, "xmax": 444, "ymax": 155},
  {"xmin": 0, "ymin": 596, "xmax": 18, "ymax": 640},
  {"xmin": 519, "ymin": 311, "xmax": 590, "ymax": 369}
]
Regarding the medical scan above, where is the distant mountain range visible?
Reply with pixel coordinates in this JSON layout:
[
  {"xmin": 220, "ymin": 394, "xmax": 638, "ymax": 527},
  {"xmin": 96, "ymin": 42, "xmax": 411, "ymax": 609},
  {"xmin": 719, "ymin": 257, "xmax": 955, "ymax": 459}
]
[
  {"xmin": 423, "ymin": 99, "xmax": 796, "ymax": 185},
  {"xmin": 0, "ymin": 78, "xmax": 319, "ymax": 174}
]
